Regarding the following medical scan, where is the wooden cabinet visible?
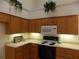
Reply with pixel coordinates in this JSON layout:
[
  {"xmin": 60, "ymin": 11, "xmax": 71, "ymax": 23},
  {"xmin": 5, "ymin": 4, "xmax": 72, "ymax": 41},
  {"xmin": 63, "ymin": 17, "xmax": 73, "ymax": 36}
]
[
  {"xmin": 6, "ymin": 16, "xmax": 21, "ymax": 34},
  {"xmin": 56, "ymin": 47, "xmax": 74, "ymax": 59},
  {"xmin": 6, "ymin": 16, "xmax": 29, "ymax": 34},
  {"xmin": 21, "ymin": 19, "xmax": 29, "ymax": 33},
  {"xmin": 29, "ymin": 19, "xmax": 41, "ymax": 32},
  {"xmin": 0, "ymin": 12, "xmax": 10, "ymax": 23},
  {"xmin": 30, "ymin": 43, "xmax": 38, "ymax": 59},
  {"xmin": 74, "ymin": 50, "xmax": 79, "ymax": 59},
  {"xmin": 57, "ymin": 17, "xmax": 67, "ymax": 34},
  {"xmin": 1, "ymin": 12, "xmax": 79, "ymax": 34},
  {"xmin": 65, "ymin": 16, "xmax": 78, "ymax": 34},
  {"xmin": 56, "ymin": 56, "xmax": 67, "ymax": 59},
  {"xmin": 5, "ymin": 43, "xmax": 38, "ymax": 59},
  {"xmin": 5, "ymin": 46, "xmax": 24, "ymax": 59},
  {"xmin": 23, "ymin": 44, "xmax": 30, "ymax": 59},
  {"xmin": 15, "ymin": 46, "xmax": 24, "ymax": 59},
  {"xmin": 57, "ymin": 15, "xmax": 78, "ymax": 34},
  {"xmin": 41, "ymin": 18, "xmax": 57, "ymax": 25}
]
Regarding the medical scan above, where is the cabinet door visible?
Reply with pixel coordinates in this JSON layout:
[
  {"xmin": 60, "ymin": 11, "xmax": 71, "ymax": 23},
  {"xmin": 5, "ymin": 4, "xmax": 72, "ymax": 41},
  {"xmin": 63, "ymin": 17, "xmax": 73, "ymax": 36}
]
[
  {"xmin": 0, "ymin": 12, "xmax": 10, "ymax": 23},
  {"xmin": 15, "ymin": 52, "xmax": 23, "ymax": 59},
  {"xmin": 15, "ymin": 46, "xmax": 24, "ymax": 59},
  {"xmin": 6, "ymin": 16, "xmax": 21, "ymax": 34},
  {"xmin": 30, "ymin": 44, "xmax": 38, "ymax": 59},
  {"xmin": 29, "ymin": 20, "xmax": 41, "ymax": 33},
  {"xmin": 56, "ymin": 56, "xmax": 68, "ymax": 59},
  {"xmin": 41, "ymin": 19, "xmax": 48, "ymax": 25},
  {"xmin": 57, "ymin": 15, "xmax": 78, "ymax": 34},
  {"xmin": 47, "ymin": 18, "xmax": 57, "ymax": 25},
  {"xmin": 65, "ymin": 16, "xmax": 78, "ymax": 34},
  {"xmin": 21, "ymin": 19, "xmax": 29, "ymax": 33},
  {"xmin": 74, "ymin": 50, "xmax": 79, "ymax": 59},
  {"xmin": 41, "ymin": 18, "xmax": 57, "ymax": 25},
  {"xmin": 5, "ymin": 46, "xmax": 15, "ymax": 59},
  {"xmin": 23, "ymin": 44, "xmax": 30, "ymax": 59},
  {"xmin": 57, "ymin": 17, "xmax": 67, "ymax": 34}
]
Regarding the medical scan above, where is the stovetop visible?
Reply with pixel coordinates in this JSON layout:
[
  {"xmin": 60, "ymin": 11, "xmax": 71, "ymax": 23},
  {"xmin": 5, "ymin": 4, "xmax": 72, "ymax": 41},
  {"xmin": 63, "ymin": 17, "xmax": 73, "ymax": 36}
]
[
  {"xmin": 40, "ymin": 40, "xmax": 58, "ymax": 47},
  {"xmin": 40, "ymin": 36, "xmax": 59, "ymax": 46}
]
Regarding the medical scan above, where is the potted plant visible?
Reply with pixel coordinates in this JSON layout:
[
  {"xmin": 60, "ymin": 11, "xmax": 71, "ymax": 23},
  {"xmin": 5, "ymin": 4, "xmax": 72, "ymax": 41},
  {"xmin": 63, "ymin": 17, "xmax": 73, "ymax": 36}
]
[
  {"xmin": 9, "ymin": 0, "xmax": 22, "ymax": 12},
  {"xmin": 44, "ymin": 1, "xmax": 56, "ymax": 13}
]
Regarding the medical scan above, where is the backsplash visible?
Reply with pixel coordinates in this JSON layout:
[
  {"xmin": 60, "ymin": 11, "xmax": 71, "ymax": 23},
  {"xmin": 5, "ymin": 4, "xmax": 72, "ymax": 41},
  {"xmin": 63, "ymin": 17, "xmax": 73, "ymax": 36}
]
[
  {"xmin": 8, "ymin": 33, "xmax": 43, "ymax": 43},
  {"xmin": 7, "ymin": 33, "xmax": 79, "ymax": 44},
  {"xmin": 59, "ymin": 34, "xmax": 79, "ymax": 44}
]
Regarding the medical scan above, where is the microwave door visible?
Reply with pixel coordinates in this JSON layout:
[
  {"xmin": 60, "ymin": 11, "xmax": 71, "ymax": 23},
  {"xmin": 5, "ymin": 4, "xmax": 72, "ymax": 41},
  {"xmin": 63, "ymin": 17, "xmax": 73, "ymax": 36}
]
[{"xmin": 41, "ymin": 26, "xmax": 57, "ymax": 36}]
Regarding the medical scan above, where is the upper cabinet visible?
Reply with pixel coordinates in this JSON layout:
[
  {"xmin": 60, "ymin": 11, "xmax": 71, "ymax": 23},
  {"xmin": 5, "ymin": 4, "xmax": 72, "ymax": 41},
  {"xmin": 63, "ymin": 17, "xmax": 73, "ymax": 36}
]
[
  {"xmin": 6, "ymin": 16, "xmax": 21, "ymax": 34},
  {"xmin": 20, "ymin": 19, "xmax": 29, "ymax": 33},
  {"xmin": 29, "ymin": 19, "xmax": 41, "ymax": 33},
  {"xmin": 41, "ymin": 18, "xmax": 57, "ymax": 25},
  {"xmin": 6, "ymin": 16, "xmax": 29, "ymax": 34},
  {"xmin": 0, "ymin": 12, "xmax": 10, "ymax": 23},
  {"xmin": 0, "ymin": 12, "xmax": 79, "ymax": 34},
  {"xmin": 57, "ymin": 15, "xmax": 78, "ymax": 35}
]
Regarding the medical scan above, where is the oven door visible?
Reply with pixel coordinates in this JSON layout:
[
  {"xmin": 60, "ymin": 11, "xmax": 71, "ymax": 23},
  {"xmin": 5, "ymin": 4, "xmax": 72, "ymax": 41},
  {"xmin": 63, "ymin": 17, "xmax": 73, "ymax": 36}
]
[{"xmin": 38, "ymin": 45, "xmax": 56, "ymax": 59}]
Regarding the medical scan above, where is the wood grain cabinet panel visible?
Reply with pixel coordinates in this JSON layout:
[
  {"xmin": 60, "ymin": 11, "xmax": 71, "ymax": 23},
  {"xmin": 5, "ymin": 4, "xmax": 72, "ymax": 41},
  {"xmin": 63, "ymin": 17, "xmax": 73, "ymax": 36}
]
[
  {"xmin": 29, "ymin": 19, "xmax": 41, "ymax": 33},
  {"xmin": 56, "ymin": 56, "xmax": 68, "ymax": 59},
  {"xmin": 57, "ymin": 15, "xmax": 78, "ymax": 34},
  {"xmin": 5, "ymin": 43, "xmax": 38, "ymax": 59},
  {"xmin": 21, "ymin": 19, "xmax": 29, "ymax": 33},
  {"xmin": 74, "ymin": 50, "xmax": 79, "ymax": 59},
  {"xmin": 56, "ymin": 47, "xmax": 74, "ymax": 59},
  {"xmin": 65, "ymin": 16, "xmax": 78, "ymax": 34},
  {"xmin": 41, "ymin": 19, "xmax": 48, "ymax": 25},
  {"xmin": 41, "ymin": 18, "xmax": 57, "ymax": 25},
  {"xmin": 6, "ymin": 16, "xmax": 21, "ymax": 34},
  {"xmin": 5, "ymin": 46, "xmax": 24, "ymax": 59},
  {"xmin": 57, "ymin": 17, "xmax": 67, "ymax": 34},
  {"xmin": 30, "ymin": 43, "xmax": 38, "ymax": 59},
  {"xmin": 47, "ymin": 18, "xmax": 57, "ymax": 25},
  {"xmin": 23, "ymin": 44, "xmax": 30, "ymax": 59},
  {"xmin": 0, "ymin": 12, "xmax": 10, "ymax": 23}
]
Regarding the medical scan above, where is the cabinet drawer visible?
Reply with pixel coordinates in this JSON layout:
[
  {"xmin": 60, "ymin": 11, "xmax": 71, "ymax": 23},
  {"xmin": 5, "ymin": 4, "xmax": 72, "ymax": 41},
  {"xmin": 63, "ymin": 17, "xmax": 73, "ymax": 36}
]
[{"xmin": 56, "ymin": 47, "xmax": 74, "ymax": 54}]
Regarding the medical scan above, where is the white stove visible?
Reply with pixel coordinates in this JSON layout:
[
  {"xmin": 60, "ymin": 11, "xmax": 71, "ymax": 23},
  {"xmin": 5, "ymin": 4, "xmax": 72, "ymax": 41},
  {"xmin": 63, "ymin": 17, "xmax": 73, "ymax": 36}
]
[{"xmin": 40, "ymin": 36, "xmax": 59, "ymax": 47}]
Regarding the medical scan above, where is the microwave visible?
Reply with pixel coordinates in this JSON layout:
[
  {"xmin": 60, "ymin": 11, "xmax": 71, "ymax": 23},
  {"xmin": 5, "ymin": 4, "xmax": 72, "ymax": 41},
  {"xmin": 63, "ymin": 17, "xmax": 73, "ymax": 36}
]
[{"xmin": 41, "ymin": 25, "xmax": 57, "ymax": 36}]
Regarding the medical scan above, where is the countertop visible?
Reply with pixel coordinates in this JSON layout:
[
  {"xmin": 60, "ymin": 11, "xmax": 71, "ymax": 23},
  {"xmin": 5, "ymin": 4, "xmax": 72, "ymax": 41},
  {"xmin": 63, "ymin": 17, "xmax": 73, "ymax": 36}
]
[{"xmin": 6, "ymin": 39, "xmax": 79, "ymax": 50}]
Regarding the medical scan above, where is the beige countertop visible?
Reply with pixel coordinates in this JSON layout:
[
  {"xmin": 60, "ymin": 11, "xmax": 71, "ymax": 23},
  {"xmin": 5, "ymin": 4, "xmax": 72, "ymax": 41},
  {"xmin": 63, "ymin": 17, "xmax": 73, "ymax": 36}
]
[
  {"xmin": 6, "ymin": 39, "xmax": 42, "ymax": 48},
  {"xmin": 57, "ymin": 43, "xmax": 79, "ymax": 50},
  {"xmin": 6, "ymin": 39, "xmax": 79, "ymax": 50}
]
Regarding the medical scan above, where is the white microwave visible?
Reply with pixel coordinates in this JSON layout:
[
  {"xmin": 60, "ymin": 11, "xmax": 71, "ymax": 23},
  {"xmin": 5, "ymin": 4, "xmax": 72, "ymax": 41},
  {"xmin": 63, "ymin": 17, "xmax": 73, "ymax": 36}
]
[{"xmin": 41, "ymin": 25, "xmax": 57, "ymax": 36}]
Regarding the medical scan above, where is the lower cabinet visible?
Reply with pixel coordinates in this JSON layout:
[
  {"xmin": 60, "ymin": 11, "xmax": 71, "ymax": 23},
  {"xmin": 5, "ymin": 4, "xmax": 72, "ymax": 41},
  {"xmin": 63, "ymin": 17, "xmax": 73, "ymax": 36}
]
[
  {"xmin": 74, "ymin": 50, "xmax": 79, "ymax": 59},
  {"xmin": 56, "ymin": 47, "xmax": 74, "ymax": 59},
  {"xmin": 23, "ymin": 44, "xmax": 30, "ymax": 59},
  {"xmin": 5, "ymin": 44, "xmax": 79, "ymax": 59},
  {"xmin": 30, "ymin": 43, "xmax": 38, "ymax": 59},
  {"xmin": 5, "ymin": 46, "xmax": 24, "ymax": 59},
  {"xmin": 15, "ymin": 47, "xmax": 24, "ymax": 59},
  {"xmin": 56, "ymin": 56, "xmax": 68, "ymax": 59},
  {"xmin": 5, "ymin": 43, "xmax": 38, "ymax": 59}
]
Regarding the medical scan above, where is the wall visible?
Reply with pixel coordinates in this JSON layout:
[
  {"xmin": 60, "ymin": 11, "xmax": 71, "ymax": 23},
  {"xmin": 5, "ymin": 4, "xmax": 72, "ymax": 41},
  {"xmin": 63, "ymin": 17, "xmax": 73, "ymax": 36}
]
[
  {"xmin": 29, "ymin": 0, "xmax": 79, "ymax": 19},
  {"xmin": 1, "ymin": 0, "xmax": 79, "ymax": 19},
  {"xmin": 59, "ymin": 34, "xmax": 79, "ymax": 44},
  {"xmin": 0, "ymin": 0, "xmax": 29, "ymax": 19},
  {"xmin": 0, "ymin": 23, "xmax": 9, "ymax": 59},
  {"xmin": 8, "ymin": 33, "xmax": 43, "ymax": 43}
]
